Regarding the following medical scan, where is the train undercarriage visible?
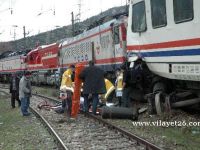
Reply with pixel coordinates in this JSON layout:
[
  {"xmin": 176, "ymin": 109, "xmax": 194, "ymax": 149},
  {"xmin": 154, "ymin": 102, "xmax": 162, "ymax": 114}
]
[
  {"xmin": 137, "ymin": 65, "xmax": 200, "ymax": 115},
  {"xmin": 154, "ymin": 81, "xmax": 200, "ymax": 115}
]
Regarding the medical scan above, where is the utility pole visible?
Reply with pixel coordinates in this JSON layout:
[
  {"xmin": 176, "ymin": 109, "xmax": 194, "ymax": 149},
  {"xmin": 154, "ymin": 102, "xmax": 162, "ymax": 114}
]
[
  {"xmin": 71, "ymin": 12, "xmax": 75, "ymax": 36},
  {"xmin": 13, "ymin": 29, "xmax": 16, "ymax": 40},
  {"xmin": 12, "ymin": 25, "xmax": 18, "ymax": 41},
  {"xmin": 23, "ymin": 26, "xmax": 26, "ymax": 38},
  {"xmin": 23, "ymin": 26, "xmax": 27, "ymax": 49},
  {"xmin": 12, "ymin": 25, "xmax": 18, "ymax": 50},
  {"xmin": 10, "ymin": 0, "xmax": 13, "ymax": 14},
  {"xmin": 126, "ymin": 0, "xmax": 129, "ymax": 13},
  {"xmin": 73, "ymin": 0, "xmax": 82, "ymax": 36},
  {"xmin": 77, "ymin": 0, "xmax": 81, "ymax": 22}
]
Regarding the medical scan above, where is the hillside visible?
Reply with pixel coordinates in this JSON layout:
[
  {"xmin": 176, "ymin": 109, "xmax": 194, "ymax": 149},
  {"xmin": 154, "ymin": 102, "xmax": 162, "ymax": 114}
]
[{"xmin": 0, "ymin": 5, "xmax": 128, "ymax": 55}]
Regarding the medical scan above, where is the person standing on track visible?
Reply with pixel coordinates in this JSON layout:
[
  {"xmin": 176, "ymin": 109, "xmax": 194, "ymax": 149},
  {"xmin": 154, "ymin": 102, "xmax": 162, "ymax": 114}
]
[
  {"xmin": 79, "ymin": 60, "xmax": 106, "ymax": 115},
  {"xmin": 10, "ymin": 73, "xmax": 21, "ymax": 108},
  {"xmin": 19, "ymin": 71, "xmax": 32, "ymax": 116},
  {"xmin": 115, "ymin": 68, "xmax": 124, "ymax": 106},
  {"xmin": 59, "ymin": 64, "xmax": 75, "ymax": 118}
]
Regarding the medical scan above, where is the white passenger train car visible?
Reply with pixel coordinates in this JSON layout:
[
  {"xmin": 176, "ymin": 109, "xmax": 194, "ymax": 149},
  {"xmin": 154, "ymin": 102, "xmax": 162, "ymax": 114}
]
[
  {"xmin": 0, "ymin": 55, "xmax": 26, "ymax": 82},
  {"xmin": 59, "ymin": 17, "xmax": 127, "ymax": 71},
  {"xmin": 0, "ymin": 55, "xmax": 26, "ymax": 73},
  {"xmin": 127, "ymin": 0, "xmax": 200, "ymax": 114},
  {"xmin": 127, "ymin": 0, "xmax": 200, "ymax": 81}
]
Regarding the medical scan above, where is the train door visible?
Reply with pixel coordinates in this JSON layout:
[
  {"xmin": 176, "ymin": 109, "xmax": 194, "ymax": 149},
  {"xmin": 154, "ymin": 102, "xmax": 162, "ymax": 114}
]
[
  {"xmin": 91, "ymin": 42, "xmax": 96, "ymax": 62},
  {"xmin": 112, "ymin": 22, "xmax": 127, "ymax": 58},
  {"xmin": 127, "ymin": 0, "xmax": 147, "ymax": 57},
  {"xmin": 112, "ymin": 25, "xmax": 120, "ymax": 59},
  {"xmin": 20, "ymin": 56, "xmax": 26, "ymax": 70}
]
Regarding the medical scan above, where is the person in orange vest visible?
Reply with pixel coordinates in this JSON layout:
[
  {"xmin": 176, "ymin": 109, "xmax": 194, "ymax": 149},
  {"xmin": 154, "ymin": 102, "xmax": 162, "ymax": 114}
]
[{"xmin": 59, "ymin": 64, "xmax": 75, "ymax": 117}]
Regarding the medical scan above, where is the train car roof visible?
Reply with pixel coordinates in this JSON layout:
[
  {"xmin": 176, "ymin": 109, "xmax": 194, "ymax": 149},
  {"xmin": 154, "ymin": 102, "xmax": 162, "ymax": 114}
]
[
  {"xmin": 0, "ymin": 50, "xmax": 28, "ymax": 60},
  {"xmin": 0, "ymin": 54, "xmax": 25, "ymax": 62},
  {"xmin": 27, "ymin": 42, "xmax": 58, "ymax": 55},
  {"xmin": 61, "ymin": 19, "xmax": 117, "ymax": 47}
]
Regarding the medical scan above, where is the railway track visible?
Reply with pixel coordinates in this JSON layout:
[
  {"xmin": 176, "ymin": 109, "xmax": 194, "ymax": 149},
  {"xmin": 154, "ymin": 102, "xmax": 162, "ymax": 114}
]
[
  {"xmin": 29, "ymin": 104, "xmax": 68, "ymax": 150},
  {"xmin": 0, "ymin": 88, "xmax": 68, "ymax": 150},
  {"xmin": 0, "ymin": 84, "xmax": 162, "ymax": 149},
  {"xmin": 33, "ymin": 94, "xmax": 161, "ymax": 150}
]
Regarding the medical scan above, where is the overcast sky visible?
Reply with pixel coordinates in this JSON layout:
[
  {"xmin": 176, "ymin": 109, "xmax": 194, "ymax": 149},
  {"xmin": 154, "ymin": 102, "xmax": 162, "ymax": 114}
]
[{"xmin": 0, "ymin": 0, "xmax": 127, "ymax": 42}]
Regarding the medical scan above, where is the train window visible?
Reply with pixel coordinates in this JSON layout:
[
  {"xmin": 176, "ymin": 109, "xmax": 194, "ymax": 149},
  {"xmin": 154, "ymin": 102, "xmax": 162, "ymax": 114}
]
[
  {"xmin": 30, "ymin": 55, "xmax": 34, "ymax": 61},
  {"xmin": 173, "ymin": 0, "xmax": 193, "ymax": 23},
  {"xmin": 132, "ymin": 1, "xmax": 147, "ymax": 32},
  {"xmin": 101, "ymin": 35, "xmax": 109, "ymax": 49},
  {"xmin": 113, "ymin": 26, "xmax": 120, "ymax": 44},
  {"xmin": 151, "ymin": 0, "xmax": 167, "ymax": 28}
]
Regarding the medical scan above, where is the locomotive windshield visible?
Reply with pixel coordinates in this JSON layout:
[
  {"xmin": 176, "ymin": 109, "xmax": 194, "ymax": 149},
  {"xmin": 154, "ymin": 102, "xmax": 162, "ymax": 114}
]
[
  {"xmin": 151, "ymin": 0, "xmax": 167, "ymax": 28},
  {"xmin": 113, "ymin": 26, "xmax": 120, "ymax": 44},
  {"xmin": 131, "ymin": 1, "xmax": 147, "ymax": 32}
]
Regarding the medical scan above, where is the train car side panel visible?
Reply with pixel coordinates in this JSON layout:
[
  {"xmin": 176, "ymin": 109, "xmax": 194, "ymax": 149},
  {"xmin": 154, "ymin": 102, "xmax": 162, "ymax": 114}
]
[
  {"xmin": 127, "ymin": 0, "xmax": 200, "ymax": 81},
  {"xmin": 59, "ymin": 19, "xmax": 127, "ymax": 71}
]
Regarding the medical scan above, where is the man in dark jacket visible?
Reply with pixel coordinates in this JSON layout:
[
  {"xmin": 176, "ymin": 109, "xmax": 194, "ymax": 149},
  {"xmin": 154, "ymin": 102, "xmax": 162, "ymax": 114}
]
[
  {"xmin": 79, "ymin": 60, "xmax": 106, "ymax": 115},
  {"xmin": 122, "ymin": 59, "xmax": 144, "ymax": 108},
  {"xmin": 10, "ymin": 73, "xmax": 21, "ymax": 108}
]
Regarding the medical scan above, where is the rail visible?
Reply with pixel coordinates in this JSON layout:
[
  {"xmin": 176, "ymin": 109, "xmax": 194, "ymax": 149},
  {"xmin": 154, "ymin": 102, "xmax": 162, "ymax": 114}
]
[
  {"xmin": 29, "ymin": 107, "xmax": 68, "ymax": 150},
  {"xmin": 0, "ymin": 88, "xmax": 68, "ymax": 150},
  {"xmin": 84, "ymin": 112, "xmax": 162, "ymax": 150},
  {"xmin": 35, "ymin": 93, "xmax": 162, "ymax": 150},
  {"xmin": 0, "ymin": 85, "xmax": 162, "ymax": 150}
]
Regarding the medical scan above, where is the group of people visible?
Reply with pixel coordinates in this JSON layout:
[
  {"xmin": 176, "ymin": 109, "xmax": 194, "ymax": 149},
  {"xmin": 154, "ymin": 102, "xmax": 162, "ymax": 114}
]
[
  {"xmin": 60, "ymin": 57, "xmax": 144, "ymax": 118},
  {"xmin": 60, "ymin": 61, "xmax": 106, "ymax": 116},
  {"xmin": 10, "ymin": 71, "xmax": 32, "ymax": 116},
  {"xmin": 10, "ymin": 57, "xmax": 143, "ymax": 118}
]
